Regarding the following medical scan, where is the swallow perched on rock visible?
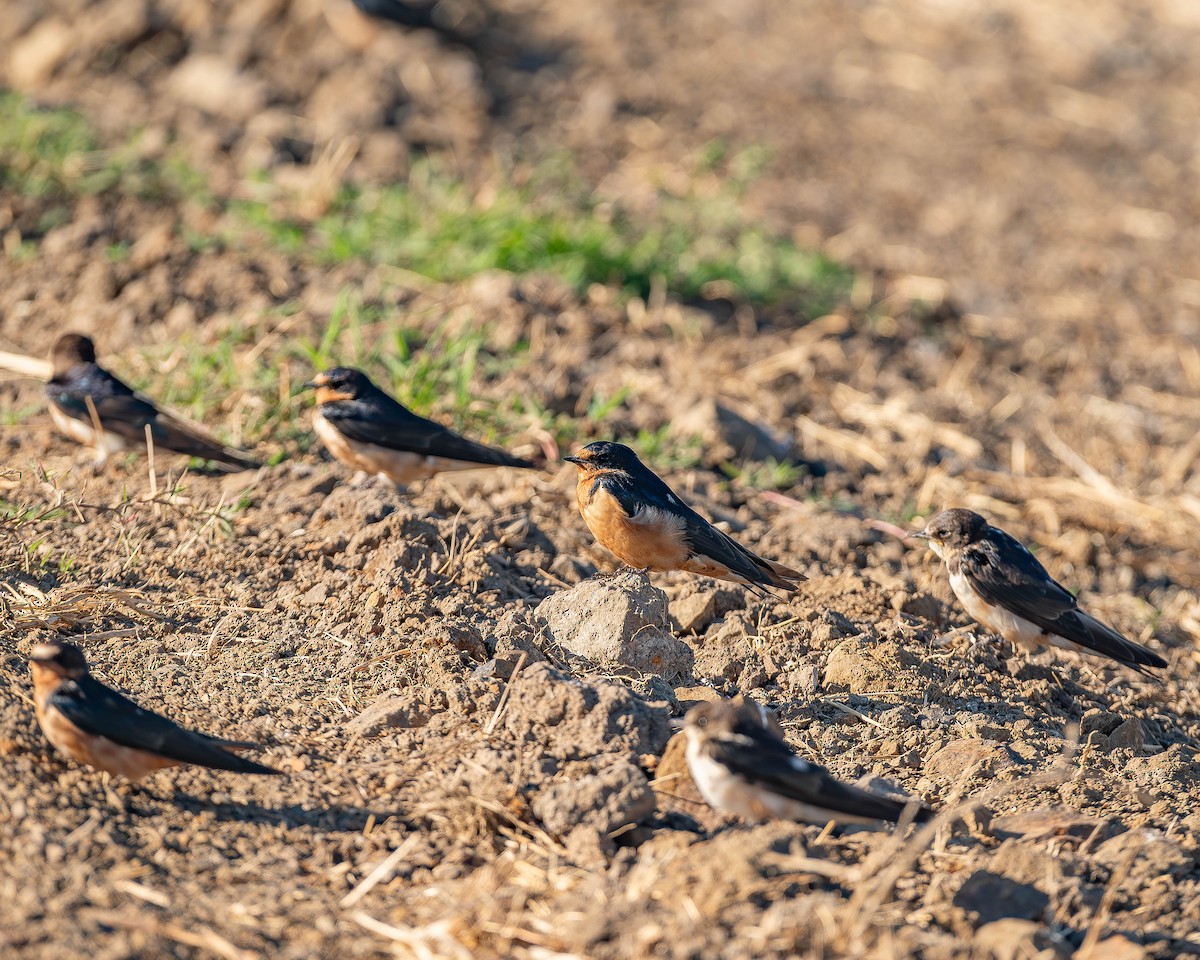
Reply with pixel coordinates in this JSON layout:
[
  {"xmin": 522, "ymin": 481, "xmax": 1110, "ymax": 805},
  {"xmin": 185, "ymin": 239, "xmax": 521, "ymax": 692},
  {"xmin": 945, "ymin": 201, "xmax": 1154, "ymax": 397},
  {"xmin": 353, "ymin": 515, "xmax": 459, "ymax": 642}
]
[
  {"xmin": 915, "ymin": 508, "xmax": 1166, "ymax": 676},
  {"xmin": 563, "ymin": 441, "xmax": 805, "ymax": 591},
  {"xmin": 683, "ymin": 699, "xmax": 931, "ymax": 825},
  {"xmin": 29, "ymin": 640, "xmax": 279, "ymax": 780},
  {"xmin": 45, "ymin": 333, "xmax": 259, "ymax": 471},
  {"xmin": 303, "ymin": 366, "xmax": 534, "ymax": 485}
]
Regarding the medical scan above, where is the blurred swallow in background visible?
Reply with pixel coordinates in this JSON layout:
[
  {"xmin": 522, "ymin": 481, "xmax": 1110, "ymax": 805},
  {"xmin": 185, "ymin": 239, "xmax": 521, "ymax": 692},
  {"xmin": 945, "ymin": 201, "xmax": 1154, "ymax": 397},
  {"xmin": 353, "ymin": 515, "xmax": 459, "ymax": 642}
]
[
  {"xmin": 29, "ymin": 641, "xmax": 279, "ymax": 781},
  {"xmin": 45, "ymin": 333, "xmax": 259, "ymax": 471},
  {"xmin": 915, "ymin": 508, "xmax": 1166, "ymax": 676},
  {"xmin": 683, "ymin": 699, "xmax": 931, "ymax": 825},
  {"xmin": 303, "ymin": 366, "xmax": 534, "ymax": 485},
  {"xmin": 563, "ymin": 441, "xmax": 805, "ymax": 591}
]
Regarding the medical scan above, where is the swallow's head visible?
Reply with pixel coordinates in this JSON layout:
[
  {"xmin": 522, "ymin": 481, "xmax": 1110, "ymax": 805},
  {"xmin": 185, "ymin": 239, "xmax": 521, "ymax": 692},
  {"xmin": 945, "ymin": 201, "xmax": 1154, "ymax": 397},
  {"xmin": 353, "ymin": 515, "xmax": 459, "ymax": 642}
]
[
  {"xmin": 682, "ymin": 699, "xmax": 740, "ymax": 744},
  {"xmin": 915, "ymin": 508, "xmax": 988, "ymax": 556},
  {"xmin": 305, "ymin": 367, "xmax": 373, "ymax": 405},
  {"xmin": 562, "ymin": 440, "xmax": 644, "ymax": 476},
  {"xmin": 50, "ymin": 333, "xmax": 97, "ymax": 375},
  {"xmin": 28, "ymin": 640, "xmax": 89, "ymax": 681}
]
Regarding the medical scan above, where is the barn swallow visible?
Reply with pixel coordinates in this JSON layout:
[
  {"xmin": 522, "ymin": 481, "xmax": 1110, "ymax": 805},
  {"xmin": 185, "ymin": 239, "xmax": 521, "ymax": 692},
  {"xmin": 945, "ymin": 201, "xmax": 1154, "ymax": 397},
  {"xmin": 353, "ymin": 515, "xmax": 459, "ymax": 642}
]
[
  {"xmin": 28, "ymin": 641, "xmax": 279, "ymax": 780},
  {"xmin": 915, "ymin": 508, "xmax": 1166, "ymax": 676},
  {"xmin": 683, "ymin": 699, "xmax": 931, "ymax": 825},
  {"xmin": 563, "ymin": 441, "xmax": 805, "ymax": 591},
  {"xmin": 45, "ymin": 333, "xmax": 259, "ymax": 471},
  {"xmin": 303, "ymin": 366, "xmax": 534, "ymax": 485}
]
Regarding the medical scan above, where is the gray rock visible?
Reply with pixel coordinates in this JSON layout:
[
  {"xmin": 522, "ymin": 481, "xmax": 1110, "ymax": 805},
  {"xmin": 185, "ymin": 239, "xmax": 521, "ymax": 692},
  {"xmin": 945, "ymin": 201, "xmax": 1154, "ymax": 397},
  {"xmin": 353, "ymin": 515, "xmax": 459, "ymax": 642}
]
[
  {"xmin": 347, "ymin": 689, "xmax": 444, "ymax": 737},
  {"xmin": 823, "ymin": 637, "xmax": 916, "ymax": 693},
  {"xmin": 670, "ymin": 397, "xmax": 794, "ymax": 462},
  {"xmin": 952, "ymin": 869, "xmax": 1049, "ymax": 925},
  {"xmin": 1095, "ymin": 829, "xmax": 1193, "ymax": 880},
  {"xmin": 501, "ymin": 662, "xmax": 671, "ymax": 761},
  {"xmin": 1080, "ymin": 709, "xmax": 1122, "ymax": 737},
  {"xmin": 670, "ymin": 589, "xmax": 718, "ymax": 635},
  {"xmin": 925, "ymin": 739, "xmax": 1015, "ymax": 780},
  {"xmin": 532, "ymin": 760, "xmax": 655, "ymax": 837},
  {"xmin": 1106, "ymin": 717, "xmax": 1145, "ymax": 753},
  {"xmin": 536, "ymin": 571, "xmax": 695, "ymax": 682}
]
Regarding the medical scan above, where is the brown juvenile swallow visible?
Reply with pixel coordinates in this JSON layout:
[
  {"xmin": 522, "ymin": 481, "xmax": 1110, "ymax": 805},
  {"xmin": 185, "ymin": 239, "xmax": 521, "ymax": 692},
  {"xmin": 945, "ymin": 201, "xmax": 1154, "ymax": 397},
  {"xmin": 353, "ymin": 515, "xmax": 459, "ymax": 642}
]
[
  {"xmin": 683, "ymin": 699, "xmax": 931, "ymax": 825},
  {"xmin": 29, "ymin": 641, "xmax": 279, "ymax": 780},
  {"xmin": 915, "ymin": 508, "xmax": 1166, "ymax": 676},
  {"xmin": 303, "ymin": 366, "xmax": 534, "ymax": 485},
  {"xmin": 44, "ymin": 333, "xmax": 259, "ymax": 470},
  {"xmin": 563, "ymin": 441, "xmax": 805, "ymax": 591}
]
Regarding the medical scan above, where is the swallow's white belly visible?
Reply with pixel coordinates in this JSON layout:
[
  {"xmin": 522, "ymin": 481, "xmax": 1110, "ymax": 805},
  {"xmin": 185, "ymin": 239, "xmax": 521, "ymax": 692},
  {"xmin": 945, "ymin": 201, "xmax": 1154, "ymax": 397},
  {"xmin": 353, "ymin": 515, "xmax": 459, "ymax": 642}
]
[
  {"xmin": 948, "ymin": 568, "xmax": 1084, "ymax": 654},
  {"xmin": 313, "ymin": 411, "xmax": 472, "ymax": 485},
  {"xmin": 684, "ymin": 735, "xmax": 863, "ymax": 824},
  {"xmin": 49, "ymin": 403, "xmax": 128, "ymax": 456}
]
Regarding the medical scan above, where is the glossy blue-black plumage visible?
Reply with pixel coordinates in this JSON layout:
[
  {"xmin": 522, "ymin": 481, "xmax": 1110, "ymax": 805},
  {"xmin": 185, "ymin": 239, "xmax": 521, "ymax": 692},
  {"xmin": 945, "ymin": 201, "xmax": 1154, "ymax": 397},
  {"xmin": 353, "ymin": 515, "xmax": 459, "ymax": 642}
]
[
  {"xmin": 960, "ymin": 527, "xmax": 1167, "ymax": 673},
  {"xmin": 316, "ymin": 367, "xmax": 533, "ymax": 469},
  {"xmin": 48, "ymin": 675, "xmax": 278, "ymax": 775},
  {"xmin": 702, "ymin": 707, "xmax": 932, "ymax": 823},
  {"xmin": 572, "ymin": 441, "xmax": 804, "ymax": 590},
  {"xmin": 46, "ymin": 347, "xmax": 259, "ymax": 470},
  {"xmin": 924, "ymin": 508, "xmax": 1167, "ymax": 674}
]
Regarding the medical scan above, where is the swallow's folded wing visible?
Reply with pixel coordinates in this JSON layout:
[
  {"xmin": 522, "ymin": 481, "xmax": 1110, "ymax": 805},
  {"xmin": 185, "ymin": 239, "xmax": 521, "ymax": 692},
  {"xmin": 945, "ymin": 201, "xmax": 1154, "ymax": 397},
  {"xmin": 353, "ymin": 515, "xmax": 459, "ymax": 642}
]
[
  {"xmin": 50, "ymin": 678, "xmax": 278, "ymax": 774},
  {"xmin": 47, "ymin": 366, "xmax": 258, "ymax": 469},
  {"xmin": 959, "ymin": 533, "xmax": 1078, "ymax": 625},
  {"xmin": 709, "ymin": 724, "xmax": 927, "ymax": 823},
  {"xmin": 325, "ymin": 399, "xmax": 532, "ymax": 469}
]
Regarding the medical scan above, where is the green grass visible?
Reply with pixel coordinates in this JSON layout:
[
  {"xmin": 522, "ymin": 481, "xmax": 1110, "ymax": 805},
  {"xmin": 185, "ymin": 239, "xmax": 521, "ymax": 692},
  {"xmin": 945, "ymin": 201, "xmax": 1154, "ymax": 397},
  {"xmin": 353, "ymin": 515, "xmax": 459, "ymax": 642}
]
[
  {"xmin": 0, "ymin": 93, "xmax": 177, "ymax": 202},
  {"xmin": 229, "ymin": 154, "xmax": 851, "ymax": 311},
  {"xmin": 103, "ymin": 296, "xmax": 716, "ymax": 472},
  {"xmin": 721, "ymin": 456, "xmax": 807, "ymax": 491},
  {"xmin": 2, "ymin": 94, "xmax": 852, "ymax": 312},
  {"xmin": 2, "ymin": 94, "xmax": 850, "ymax": 476},
  {"xmin": 0, "ymin": 93, "xmax": 108, "ymax": 197}
]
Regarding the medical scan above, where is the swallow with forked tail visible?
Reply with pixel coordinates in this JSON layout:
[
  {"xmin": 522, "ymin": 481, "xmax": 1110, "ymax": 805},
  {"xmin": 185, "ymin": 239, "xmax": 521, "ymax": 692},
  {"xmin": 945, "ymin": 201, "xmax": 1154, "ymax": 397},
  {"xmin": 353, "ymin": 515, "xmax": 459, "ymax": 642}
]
[
  {"xmin": 915, "ymin": 508, "xmax": 1166, "ymax": 676},
  {"xmin": 45, "ymin": 333, "xmax": 259, "ymax": 470},
  {"xmin": 29, "ymin": 641, "xmax": 279, "ymax": 780},
  {"xmin": 563, "ymin": 441, "xmax": 805, "ymax": 591},
  {"xmin": 683, "ymin": 699, "xmax": 931, "ymax": 825},
  {"xmin": 303, "ymin": 366, "xmax": 534, "ymax": 485}
]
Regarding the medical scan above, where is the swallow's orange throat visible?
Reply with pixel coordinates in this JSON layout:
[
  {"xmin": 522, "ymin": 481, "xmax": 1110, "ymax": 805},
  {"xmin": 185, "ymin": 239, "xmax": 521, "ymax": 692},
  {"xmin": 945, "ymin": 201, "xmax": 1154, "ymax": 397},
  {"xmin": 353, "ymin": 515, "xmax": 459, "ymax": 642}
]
[
  {"xmin": 314, "ymin": 385, "xmax": 356, "ymax": 405},
  {"xmin": 30, "ymin": 660, "xmax": 64, "ymax": 703},
  {"xmin": 574, "ymin": 473, "xmax": 691, "ymax": 571},
  {"xmin": 572, "ymin": 463, "xmax": 619, "ymax": 496}
]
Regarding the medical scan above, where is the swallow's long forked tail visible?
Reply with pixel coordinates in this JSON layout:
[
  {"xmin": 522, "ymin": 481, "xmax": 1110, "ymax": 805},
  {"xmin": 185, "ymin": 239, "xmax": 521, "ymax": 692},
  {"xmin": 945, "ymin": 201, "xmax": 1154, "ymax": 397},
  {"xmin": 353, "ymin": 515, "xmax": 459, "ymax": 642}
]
[
  {"xmin": 756, "ymin": 556, "xmax": 807, "ymax": 590},
  {"xmin": 917, "ymin": 508, "xmax": 1167, "ymax": 677},
  {"xmin": 148, "ymin": 415, "xmax": 261, "ymax": 472},
  {"xmin": 1060, "ymin": 609, "xmax": 1168, "ymax": 678}
]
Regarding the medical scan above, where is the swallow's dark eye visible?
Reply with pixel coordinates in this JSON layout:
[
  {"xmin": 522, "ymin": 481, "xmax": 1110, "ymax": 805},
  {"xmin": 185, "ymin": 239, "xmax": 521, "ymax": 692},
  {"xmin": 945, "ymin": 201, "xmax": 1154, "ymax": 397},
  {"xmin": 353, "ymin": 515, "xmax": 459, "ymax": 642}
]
[{"xmin": 697, "ymin": 716, "xmax": 707, "ymax": 727}]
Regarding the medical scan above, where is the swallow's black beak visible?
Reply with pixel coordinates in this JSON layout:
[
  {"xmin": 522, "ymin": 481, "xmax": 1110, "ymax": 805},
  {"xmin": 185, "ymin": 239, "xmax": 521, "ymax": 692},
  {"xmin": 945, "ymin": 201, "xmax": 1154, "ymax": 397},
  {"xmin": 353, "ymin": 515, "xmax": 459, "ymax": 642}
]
[
  {"xmin": 301, "ymin": 381, "xmax": 318, "ymax": 390},
  {"xmin": 910, "ymin": 530, "xmax": 931, "ymax": 541},
  {"xmin": 562, "ymin": 456, "xmax": 584, "ymax": 466},
  {"xmin": 668, "ymin": 716, "xmax": 686, "ymax": 733}
]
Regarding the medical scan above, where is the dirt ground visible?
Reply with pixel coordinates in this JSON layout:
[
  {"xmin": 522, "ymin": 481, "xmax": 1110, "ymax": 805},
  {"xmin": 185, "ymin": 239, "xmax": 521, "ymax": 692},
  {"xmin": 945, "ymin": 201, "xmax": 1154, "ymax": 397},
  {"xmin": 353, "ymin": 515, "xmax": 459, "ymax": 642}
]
[{"xmin": 4, "ymin": 1, "xmax": 1200, "ymax": 958}]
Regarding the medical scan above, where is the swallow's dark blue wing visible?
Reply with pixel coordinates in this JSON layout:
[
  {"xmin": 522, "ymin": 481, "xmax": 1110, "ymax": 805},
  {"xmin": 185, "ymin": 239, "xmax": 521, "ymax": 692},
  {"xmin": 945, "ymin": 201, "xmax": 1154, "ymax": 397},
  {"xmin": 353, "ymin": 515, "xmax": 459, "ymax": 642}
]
[
  {"xmin": 599, "ymin": 468, "xmax": 804, "ymax": 589},
  {"xmin": 709, "ymin": 721, "xmax": 929, "ymax": 823},
  {"xmin": 322, "ymin": 394, "xmax": 532, "ymax": 469},
  {"xmin": 962, "ymin": 530, "xmax": 1165, "ymax": 672},
  {"xmin": 958, "ymin": 530, "xmax": 1077, "ymax": 622},
  {"xmin": 49, "ymin": 677, "xmax": 278, "ymax": 774},
  {"xmin": 46, "ymin": 364, "xmax": 153, "ymax": 426},
  {"xmin": 46, "ymin": 364, "xmax": 258, "ymax": 470}
]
